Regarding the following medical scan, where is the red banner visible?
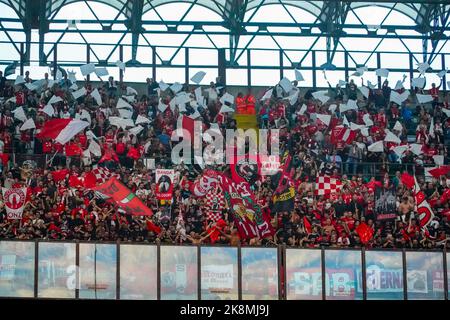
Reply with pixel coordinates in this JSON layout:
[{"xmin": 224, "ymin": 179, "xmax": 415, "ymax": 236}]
[
  {"xmin": 92, "ymin": 177, "xmax": 153, "ymax": 216},
  {"xmin": 204, "ymin": 171, "xmax": 274, "ymax": 239}
]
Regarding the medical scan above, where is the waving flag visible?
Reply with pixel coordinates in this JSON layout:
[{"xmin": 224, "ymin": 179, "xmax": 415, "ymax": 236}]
[
  {"xmin": 37, "ymin": 119, "xmax": 89, "ymax": 144},
  {"xmin": 83, "ymin": 166, "xmax": 119, "ymax": 188},
  {"xmin": 272, "ymin": 153, "xmax": 295, "ymax": 213},
  {"xmin": 331, "ymin": 126, "xmax": 357, "ymax": 145},
  {"xmin": 401, "ymin": 173, "xmax": 434, "ymax": 228},
  {"xmin": 92, "ymin": 177, "xmax": 152, "ymax": 216},
  {"xmin": 205, "ymin": 188, "xmax": 225, "ymax": 222},
  {"xmin": 315, "ymin": 174, "xmax": 343, "ymax": 197}
]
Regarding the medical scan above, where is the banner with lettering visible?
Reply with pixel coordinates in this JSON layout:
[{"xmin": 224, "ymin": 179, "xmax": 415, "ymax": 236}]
[
  {"xmin": 155, "ymin": 169, "xmax": 175, "ymax": 201},
  {"xmin": 2, "ymin": 188, "xmax": 27, "ymax": 220}
]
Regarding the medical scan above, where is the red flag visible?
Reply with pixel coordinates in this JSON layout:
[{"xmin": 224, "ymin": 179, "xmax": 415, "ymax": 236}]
[
  {"xmin": 303, "ymin": 216, "xmax": 312, "ymax": 234},
  {"xmin": 176, "ymin": 115, "xmax": 195, "ymax": 141},
  {"xmin": 83, "ymin": 172, "xmax": 97, "ymax": 188},
  {"xmin": 356, "ymin": 222, "xmax": 374, "ymax": 244},
  {"xmin": 92, "ymin": 177, "xmax": 153, "ymax": 216},
  {"xmin": 0, "ymin": 153, "xmax": 9, "ymax": 166},
  {"xmin": 69, "ymin": 175, "xmax": 83, "ymax": 188},
  {"xmin": 440, "ymin": 189, "xmax": 450, "ymax": 204},
  {"xmin": 52, "ymin": 169, "xmax": 69, "ymax": 182},
  {"xmin": 401, "ymin": 172, "xmax": 415, "ymax": 189},
  {"xmin": 206, "ymin": 219, "xmax": 227, "ymax": 244},
  {"xmin": 428, "ymin": 165, "xmax": 450, "ymax": 178},
  {"xmin": 146, "ymin": 220, "xmax": 162, "ymax": 234}
]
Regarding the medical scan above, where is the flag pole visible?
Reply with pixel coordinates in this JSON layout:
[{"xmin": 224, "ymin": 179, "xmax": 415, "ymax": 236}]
[{"xmin": 46, "ymin": 151, "xmax": 59, "ymax": 167}]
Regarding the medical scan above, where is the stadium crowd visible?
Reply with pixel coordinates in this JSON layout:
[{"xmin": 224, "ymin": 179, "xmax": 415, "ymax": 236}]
[{"xmin": 0, "ymin": 67, "xmax": 450, "ymax": 250}]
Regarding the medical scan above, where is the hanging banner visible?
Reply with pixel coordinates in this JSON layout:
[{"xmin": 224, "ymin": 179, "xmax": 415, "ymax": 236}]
[
  {"xmin": 155, "ymin": 169, "xmax": 175, "ymax": 201},
  {"xmin": 374, "ymin": 187, "xmax": 397, "ymax": 220},
  {"xmin": 2, "ymin": 188, "xmax": 27, "ymax": 220}
]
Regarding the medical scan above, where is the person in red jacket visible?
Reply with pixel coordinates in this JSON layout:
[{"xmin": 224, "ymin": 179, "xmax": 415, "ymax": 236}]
[
  {"xmin": 245, "ymin": 92, "xmax": 256, "ymax": 115},
  {"xmin": 235, "ymin": 92, "xmax": 246, "ymax": 114}
]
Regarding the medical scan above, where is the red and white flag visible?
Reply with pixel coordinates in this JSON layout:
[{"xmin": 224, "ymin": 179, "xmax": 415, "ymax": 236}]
[
  {"xmin": 37, "ymin": 118, "xmax": 89, "ymax": 144},
  {"xmin": 83, "ymin": 166, "xmax": 119, "ymax": 188},
  {"xmin": 315, "ymin": 174, "xmax": 343, "ymax": 196},
  {"xmin": 205, "ymin": 189, "xmax": 225, "ymax": 222},
  {"xmin": 401, "ymin": 173, "xmax": 435, "ymax": 228},
  {"xmin": 330, "ymin": 125, "xmax": 357, "ymax": 145},
  {"xmin": 2, "ymin": 188, "xmax": 27, "ymax": 219}
]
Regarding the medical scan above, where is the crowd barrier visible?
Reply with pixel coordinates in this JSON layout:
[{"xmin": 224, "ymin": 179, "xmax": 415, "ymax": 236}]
[{"xmin": 0, "ymin": 240, "xmax": 447, "ymax": 300}]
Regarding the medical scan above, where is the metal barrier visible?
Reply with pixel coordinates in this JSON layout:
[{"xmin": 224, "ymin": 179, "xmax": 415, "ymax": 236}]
[{"xmin": 0, "ymin": 240, "xmax": 447, "ymax": 300}]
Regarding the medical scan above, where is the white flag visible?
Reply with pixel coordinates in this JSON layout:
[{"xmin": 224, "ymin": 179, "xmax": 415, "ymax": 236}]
[
  {"xmin": 368, "ymin": 141, "xmax": 384, "ymax": 153},
  {"xmin": 72, "ymin": 87, "xmax": 87, "ymax": 100},
  {"xmin": 363, "ymin": 114, "xmax": 374, "ymax": 126},
  {"xmin": 411, "ymin": 77, "xmax": 425, "ymax": 89},
  {"xmin": 129, "ymin": 126, "xmax": 144, "ymax": 136},
  {"xmin": 375, "ymin": 68, "xmax": 389, "ymax": 78},
  {"xmin": 392, "ymin": 121, "xmax": 402, "ymax": 132},
  {"xmin": 117, "ymin": 98, "xmax": 132, "ymax": 109},
  {"xmin": 409, "ymin": 143, "xmax": 423, "ymax": 156},
  {"xmin": 118, "ymin": 108, "xmax": 133, "ymax": 119},
  {"xmin": 170, "ymin": 82, "xmax": 183, "ymax": 94},
  {"xmin": 95, "ymin": 67, "xmax": 109, "ymax": 78},
  {"xmin": 12, "ymin": 107, "xmax": 27, "ymax": 122},
  {"xmin": 316, "ymin": 114, "xmax": 331, "ymax": 126},
  {"xmin": 14, "ymin": 75, "xmax": 25, "ymax": 85},
  {"xmin": 219, "ymin": 105, "xmax": 234, "ymax": 113},
  {"xmin": 299, "ymin": 104, "xmax": 307, "ymax": 115},
  {"xmin": 158, "ymin": 100, "xmax": 168, "ymax": 112},
  {"xmin": 42, "ymin": 104, "xmax": 54, "ymax": 117},
  {"xmin": 384, "ymin": 130, "xmax": 401, "ymax": 144},
  {"xmin": 48, "ymin": 95, "xmax": 63, "ymax": 105},
  {"xmin": 190, "ymin": 71, "xmax": 206, "ymax": 84},
  {"xmin": 20, "ymin": 118, "xmax": 35, "ymax": 131},
  {"xmin": 90, "ymin": 88, "xmax": 102, "ymax": 106},
  {"xmin": 417, "ymin": 62, "xmax": 430, "ymax": 74},
  {"xmin": 80, "ymin": 63, "xmax": 96, "ymax": 76},
  {"xmin": 261, "ymin": 89, "xmax": 273, "ymax": 101},
  {"xmin": 441, "ymin": 108, "xmax": 450, "ymax": 117},
  {"xmin": 359, "ymin": 86, "xmax": 370, "ymax": 99},
  {"xmin": 279, "ymin": 77, "xmax": 294, "ymax": 93},
  {"xmin": 126, "ymin": 86, "xmax": 137, "ymax": 96},
  {"xmin": 88, "ymin": 140, "xmax": 102, "ymax": 157},
  {"xmin": 350, "ymin": 122, "xmax": 365, "ymax": 131},
  {"xmin": 294, "ymin": 69, "xmax": 304, "ymax": 81},
  {"xmin": 135, "ymin": 115, "xmax": 151, "ymax": 125},
  {"xmin": 115, "ymin": 60, "xmax": 126, "ymax": 71},
  {"xmin": 416, "ymin": 94, "xmax": 433, "ymax": 104}
]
